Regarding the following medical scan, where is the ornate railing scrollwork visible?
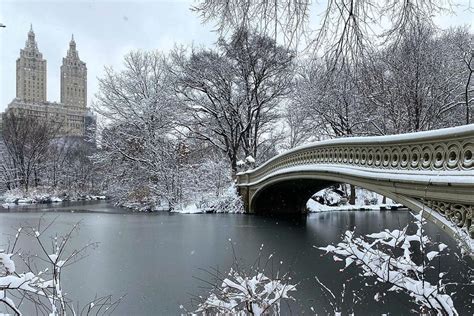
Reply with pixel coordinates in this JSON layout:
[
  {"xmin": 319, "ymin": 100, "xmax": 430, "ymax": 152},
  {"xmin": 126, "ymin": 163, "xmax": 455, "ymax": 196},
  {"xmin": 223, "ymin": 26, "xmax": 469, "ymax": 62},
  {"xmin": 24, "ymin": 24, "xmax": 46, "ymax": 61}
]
[
  {"xmin": 240, "ymin": 126, "xmax": 474, "ymax": 185},
  {"xmin": 237, "ymin": 125, "xmax": 474, "ymax": 241},
  {"xmin": 416, "ymin": 198, "xmax": 473, "ymax": 239}
]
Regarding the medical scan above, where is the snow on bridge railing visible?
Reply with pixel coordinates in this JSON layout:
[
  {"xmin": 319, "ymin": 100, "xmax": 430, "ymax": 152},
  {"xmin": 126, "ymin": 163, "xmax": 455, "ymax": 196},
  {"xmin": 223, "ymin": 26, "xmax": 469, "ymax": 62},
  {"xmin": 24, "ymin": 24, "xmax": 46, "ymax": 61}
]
[
  {"xmin": 236, "ymin": 125, "xmax": 474, "ymax": 243},
  {"xmin": 237, "ymin": 124, "xmax": 474, "ymax": 186}
]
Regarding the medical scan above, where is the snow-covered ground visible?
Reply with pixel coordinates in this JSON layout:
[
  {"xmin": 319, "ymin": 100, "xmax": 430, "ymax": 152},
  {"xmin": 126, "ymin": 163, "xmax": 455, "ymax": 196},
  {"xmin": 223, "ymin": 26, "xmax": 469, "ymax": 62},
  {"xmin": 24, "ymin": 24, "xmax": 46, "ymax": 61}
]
[
  {"xmin": 307, "ymin": 187, "xmax": 402, "ymax": 212},
  {"xmin": 173, "ymin": 203, "xmax": 204, "ymax": 214},
  {"xmin": 1, "ymin": 184, "xmax": 402, "ymax": 216},
  {"xmin": 174, "ymin": 186, "xmax": 402, "ymax": 214},
  {"xmin": 172, "ymin": 186, "xmax": 244, "ymax": 214},
  {"xmin": 0, "ymin": 187, "xmax": 106, "ymax": 208},
  {"xmin": 307, "ymin": 199, "xmax": 403, "ymax": 212},
  {"xmin": 118, "ymin": 185, "xmax": 245, "ymax": 214}
]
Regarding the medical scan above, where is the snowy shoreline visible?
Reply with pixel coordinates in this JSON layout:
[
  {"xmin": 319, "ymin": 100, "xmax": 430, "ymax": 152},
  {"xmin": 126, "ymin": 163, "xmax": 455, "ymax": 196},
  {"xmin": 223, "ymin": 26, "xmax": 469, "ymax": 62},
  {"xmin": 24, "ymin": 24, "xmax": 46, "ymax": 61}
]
[
  {"xmin": 0, "ymin": 189, "xmax": 107, "ymax": 209},
  {"xmin": 170, "ymin": 202, "xmax": 405, "ymax": 214},
  {"xmin": 306, "ymin": 199, "xmax": 404, "ymax": 213},
  {"xmin": 1, "ymin": 186, "xmax": 404, "ymax": 215},
  {"xmin": 118, "ymin": 202, "xmax": 244, "ymax": 214},
  {"xmin": 305, "ymin": 186, "xmax": 404, "ymax": 213}
]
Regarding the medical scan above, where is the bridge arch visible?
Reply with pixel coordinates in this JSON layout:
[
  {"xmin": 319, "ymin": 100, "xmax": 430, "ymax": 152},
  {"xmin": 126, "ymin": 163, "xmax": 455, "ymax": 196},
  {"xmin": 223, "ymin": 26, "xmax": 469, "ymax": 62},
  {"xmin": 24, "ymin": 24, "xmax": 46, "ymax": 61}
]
[
  {"xmin": 237, "ymin": 125, "xmax": 474, "ymax": 250},
  {"xmin": 249, "ymin": 173, "xmax": 406, "ymax": 215}
]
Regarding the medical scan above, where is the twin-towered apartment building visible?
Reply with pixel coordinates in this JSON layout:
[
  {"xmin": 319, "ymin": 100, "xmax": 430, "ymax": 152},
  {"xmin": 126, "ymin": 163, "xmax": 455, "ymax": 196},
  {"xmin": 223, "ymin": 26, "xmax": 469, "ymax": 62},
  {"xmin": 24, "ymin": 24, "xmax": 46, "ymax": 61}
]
[{"xmin": 1, "ymin": 25, "xmax": 95, "ymax": 138}]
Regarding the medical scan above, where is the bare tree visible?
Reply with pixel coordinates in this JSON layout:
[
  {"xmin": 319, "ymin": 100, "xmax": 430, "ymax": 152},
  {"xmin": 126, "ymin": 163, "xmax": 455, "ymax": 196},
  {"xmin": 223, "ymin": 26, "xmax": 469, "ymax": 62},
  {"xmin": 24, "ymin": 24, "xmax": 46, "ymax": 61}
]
[
  {"xmin": 358, "ymin": 23, "xmax": 474, "ymax": 133},
  {"xmin": 45, "ymin": 138, "xmax": 72, "ymax": 189},
  {"xmin": 93, "ymin": 51, "xmax": 172, "ymax": 126},
  {"xmin": 291, "ymin": 58, "xmax": 378, "ymax": 204},
  {"xmin": 193, "ymin": 0, "xmax": 455, "ymax": 66},
  {"xmin": 0, "ymin": 112, "xmax": 100, "ymax": 199},
  {"xmin": 61, "ymin": 140, "xmax": 98, "ymax": 193},
  {"xmin": 446, "ymin": 27, "xmax": 474, "ymax": 124},
  {"xmin": 311, "ymin": 0, "xmax": 453, "ymax": 67},
  {"xmin": 170, "ymin": 29, "xmax": 295, "ymax": 173},
  {"xmin": 0, "ymin": 143, "xmax": 18, "ymax": 191},
  {"xmin": 93, "ymin": 51, "xmax": 195, "ymax": 210},
  {"xmin": 1, "ymin": 112, "xmax": 61, "ymax": 192},
  {"xmin": 281, "ymin": 95, "xmax": 317, "ymax": 149},
  {"xmin": 192, "ymin": 0, "xmax": 311, "ymax": 49},
  {"xmin": 292, "ymin": 57, "xmax": 376, "ymax": 138}
]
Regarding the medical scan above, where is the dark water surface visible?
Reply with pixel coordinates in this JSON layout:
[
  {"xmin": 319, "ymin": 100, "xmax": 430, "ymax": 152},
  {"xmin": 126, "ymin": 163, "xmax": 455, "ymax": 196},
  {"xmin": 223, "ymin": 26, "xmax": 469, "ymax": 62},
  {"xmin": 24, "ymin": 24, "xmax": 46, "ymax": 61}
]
[{"xmin": 0, "ymin": 201, "xmax": 472, "ymax": 315}]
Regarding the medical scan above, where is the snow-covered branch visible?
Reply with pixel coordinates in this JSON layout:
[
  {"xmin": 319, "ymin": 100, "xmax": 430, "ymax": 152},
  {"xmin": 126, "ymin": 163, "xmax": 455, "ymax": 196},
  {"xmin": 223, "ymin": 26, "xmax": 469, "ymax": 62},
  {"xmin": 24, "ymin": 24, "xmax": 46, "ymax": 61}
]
[{"xmin": 316, "ymin": 212, "xmax": 460, "ymax": 315}]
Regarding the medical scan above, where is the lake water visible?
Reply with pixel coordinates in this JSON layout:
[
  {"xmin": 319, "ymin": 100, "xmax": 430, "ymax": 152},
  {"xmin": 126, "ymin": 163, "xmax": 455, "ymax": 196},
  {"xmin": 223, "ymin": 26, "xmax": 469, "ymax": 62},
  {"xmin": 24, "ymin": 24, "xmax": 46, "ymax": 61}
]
[{"xmin": 0, "ymin": 201, "xmax": 472, "ymax": 315}]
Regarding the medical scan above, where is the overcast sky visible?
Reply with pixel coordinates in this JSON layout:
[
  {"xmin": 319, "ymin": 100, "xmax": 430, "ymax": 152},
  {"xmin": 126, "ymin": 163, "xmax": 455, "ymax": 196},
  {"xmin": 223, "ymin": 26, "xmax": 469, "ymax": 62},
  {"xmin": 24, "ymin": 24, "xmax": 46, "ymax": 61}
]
[
  {"xmin": 0, "ymin": 0, "xmax": 472, "ymax": 112},
  {"xmin": 0, "ymin": 0, "xmax": 218, "ymax": 112}
]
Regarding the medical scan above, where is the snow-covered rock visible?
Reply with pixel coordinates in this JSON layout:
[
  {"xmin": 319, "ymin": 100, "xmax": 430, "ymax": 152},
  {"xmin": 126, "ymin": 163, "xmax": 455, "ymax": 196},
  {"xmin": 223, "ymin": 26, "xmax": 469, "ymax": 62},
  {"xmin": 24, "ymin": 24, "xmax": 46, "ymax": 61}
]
[
  {"xmin": 177, "ymin": 203, "xmax": 203, "ymax": 214},
  {"xmin": 245, "ymin": 155, "xmax": 255, "ymax": 164}
]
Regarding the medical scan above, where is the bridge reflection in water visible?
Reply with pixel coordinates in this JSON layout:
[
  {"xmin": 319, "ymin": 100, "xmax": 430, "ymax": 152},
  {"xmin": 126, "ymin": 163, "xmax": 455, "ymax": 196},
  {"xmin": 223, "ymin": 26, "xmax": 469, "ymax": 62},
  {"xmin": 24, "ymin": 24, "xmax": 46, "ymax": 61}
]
[{"xmin": 237, "ymin": 125, "xmax": 474, "ymax": 249}]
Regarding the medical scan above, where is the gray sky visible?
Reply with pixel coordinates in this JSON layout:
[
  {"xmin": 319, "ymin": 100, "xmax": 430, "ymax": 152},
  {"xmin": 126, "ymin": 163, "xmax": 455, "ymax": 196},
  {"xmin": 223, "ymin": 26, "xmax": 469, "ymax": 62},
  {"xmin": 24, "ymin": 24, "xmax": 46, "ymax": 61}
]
[
  {"xmin": 0, "ymin": 0, "xmax": 472, "ymax": 112},
  {"xmin": 0, "ymin": 0, "xmax": 217, "ymax": 112}
]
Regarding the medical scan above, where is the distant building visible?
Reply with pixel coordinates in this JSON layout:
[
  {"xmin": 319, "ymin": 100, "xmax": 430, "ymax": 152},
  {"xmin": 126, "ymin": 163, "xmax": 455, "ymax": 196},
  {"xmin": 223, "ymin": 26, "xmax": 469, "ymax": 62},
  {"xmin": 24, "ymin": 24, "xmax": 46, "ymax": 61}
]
[
  {"xmin": 0, "ymin": 113, "xmax": 6, "ymax": 182},
  {"xmin": 0, "ymin": 113, "xmax": 5, "ymax": 154},
  {"xmin": 1, "ymin": 25, "xmax": 96, "ymax": 140},
  {"xmin": 16, "ymin": 25, "xmax": 47, "ymax": 103},
  {"xmin": 61, "ymin": 34, "xmax": 87, "ymax": 108}
]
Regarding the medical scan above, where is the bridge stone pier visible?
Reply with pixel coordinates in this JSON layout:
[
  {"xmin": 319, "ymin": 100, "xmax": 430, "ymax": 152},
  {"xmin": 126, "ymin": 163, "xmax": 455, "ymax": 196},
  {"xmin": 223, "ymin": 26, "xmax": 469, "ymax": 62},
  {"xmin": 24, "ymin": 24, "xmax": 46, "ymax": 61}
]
[{"xmin": 236, "ymin": 125, "xmax": 474, "ymax": 249}]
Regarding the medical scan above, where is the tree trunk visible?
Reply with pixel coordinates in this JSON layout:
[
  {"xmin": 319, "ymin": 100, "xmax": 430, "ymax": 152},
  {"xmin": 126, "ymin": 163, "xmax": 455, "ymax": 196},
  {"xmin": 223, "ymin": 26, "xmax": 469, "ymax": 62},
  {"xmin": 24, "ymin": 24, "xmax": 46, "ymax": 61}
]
[
  {"xmin": 465, "ymin": 70, "xmax": 472, "ymax": 124},
  {"xmin": 349, "ymin": 184, "xmax": 356, "ymax": 205},
  {"xmin": 230, "ymin": 157, "xmax": 238, "ymax": 180}
]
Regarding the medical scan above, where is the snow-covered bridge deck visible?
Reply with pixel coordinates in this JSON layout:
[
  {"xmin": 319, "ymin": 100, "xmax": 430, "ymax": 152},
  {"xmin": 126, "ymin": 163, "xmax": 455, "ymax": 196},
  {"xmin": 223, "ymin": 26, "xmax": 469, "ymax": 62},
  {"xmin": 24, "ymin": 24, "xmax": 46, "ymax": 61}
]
[{"xmin": 236, "ymin": 125, "xmax": 474, "ymax": 247}]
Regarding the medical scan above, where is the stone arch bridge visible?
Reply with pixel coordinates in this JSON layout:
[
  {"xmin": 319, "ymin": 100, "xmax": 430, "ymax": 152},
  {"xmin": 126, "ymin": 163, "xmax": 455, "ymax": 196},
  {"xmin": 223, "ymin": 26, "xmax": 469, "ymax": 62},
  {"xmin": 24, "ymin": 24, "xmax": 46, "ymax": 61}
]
[{"xmin": 236, "ymin": 125, "xmax": 474, "ymax": 247}]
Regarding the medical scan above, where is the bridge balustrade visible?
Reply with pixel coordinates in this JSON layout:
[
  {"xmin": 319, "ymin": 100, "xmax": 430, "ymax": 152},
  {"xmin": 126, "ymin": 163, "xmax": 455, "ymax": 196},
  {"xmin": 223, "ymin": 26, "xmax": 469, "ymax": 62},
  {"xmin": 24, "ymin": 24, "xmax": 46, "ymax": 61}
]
[{"xmin": 237, "ymin": 126, "xmax": 474, "ymax": 248}]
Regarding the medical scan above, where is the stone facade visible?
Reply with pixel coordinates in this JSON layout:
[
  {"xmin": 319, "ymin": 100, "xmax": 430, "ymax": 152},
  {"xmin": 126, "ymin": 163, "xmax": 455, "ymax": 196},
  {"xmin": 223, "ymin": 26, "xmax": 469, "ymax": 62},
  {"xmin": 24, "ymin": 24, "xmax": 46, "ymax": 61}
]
[
  {"xmin": 60, "ymin": 35, "xmax": 87, "ymax": 108},
  {"xmin": 5, "ymin": 99, "xmax": 94, "ymax": 137},
  {"xmin": 2, "ymin": 25, "xmax": 95, "ymax": 139},
  {"xmin": 16, "ymin": 25, "xmax": 47, "ymax": 102}
]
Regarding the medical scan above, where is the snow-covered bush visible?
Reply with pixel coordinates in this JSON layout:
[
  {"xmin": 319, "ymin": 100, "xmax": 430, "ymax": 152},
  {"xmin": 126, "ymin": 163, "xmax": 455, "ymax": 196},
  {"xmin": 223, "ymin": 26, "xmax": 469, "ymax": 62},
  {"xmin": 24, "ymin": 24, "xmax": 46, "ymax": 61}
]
[
  {"xmin": 194, "ymin": 268, "xmax": 296, "ymax": 315},
  {"xmin": 205, "ymin": 184, "xmax": 244, "ymax": 213},
  {"xmin": 316, "ymin": 212, "xmax": 458, "ymax": 315},
  {"xmin": 189, "ymin": 243, "xmax": 296, "ymax": 315},
  {"xmin": 175, "ymin": 184, "xmax": 244, "ymax": 214},
  {"xmin": 183, "ymin": 156, "xmax": 233, "ymax": 207}
]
